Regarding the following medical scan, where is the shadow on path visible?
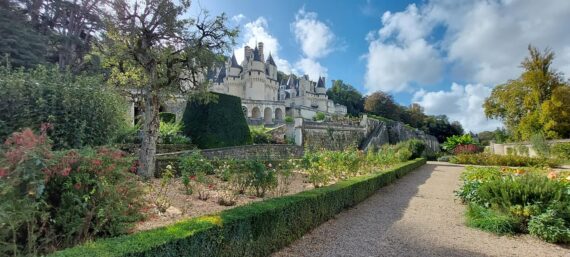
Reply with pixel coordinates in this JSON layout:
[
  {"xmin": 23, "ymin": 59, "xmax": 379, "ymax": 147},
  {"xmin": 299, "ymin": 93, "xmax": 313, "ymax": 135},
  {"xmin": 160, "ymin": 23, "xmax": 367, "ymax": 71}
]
[{"xmin": 273, "ymin": 164, "xmax": 486, "ymax": 257}]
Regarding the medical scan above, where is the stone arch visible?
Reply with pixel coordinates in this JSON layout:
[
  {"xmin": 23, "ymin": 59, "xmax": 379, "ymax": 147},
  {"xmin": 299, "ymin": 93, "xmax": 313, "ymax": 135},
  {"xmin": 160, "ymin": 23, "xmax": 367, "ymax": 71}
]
[
  {"xmin": 264, "ymin": 107, "xmax": 272, "ymax": 124},
  {"xmin": 275, "ymin": 108, "xmax": 283, "ymax": 121},
  {"xmin": 242, "ymin": 106, "xmax": 248, "ymax": 117},
  {"xmin": 252, "ymin": 107, "xmax": 261, "ymax": 119}
]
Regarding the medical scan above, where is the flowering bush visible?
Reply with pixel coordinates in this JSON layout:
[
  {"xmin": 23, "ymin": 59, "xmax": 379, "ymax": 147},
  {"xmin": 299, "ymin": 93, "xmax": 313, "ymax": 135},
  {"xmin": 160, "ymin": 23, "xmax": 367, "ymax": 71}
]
[
  {"xmin": 453, "ymin": 144, "xmax": 482, "ymax": 155},
  {"xmin": 178, "ymin": 151, "xmax": 214, "ymax": 176},
  {"xmin": 0, "ymin": 128, "xmax": 144, "ymax": 256},
  {"xmin": 451, "ymin": 153, "xmax": 559, "ymax": 168},
  {"xmin": 442, "ymin": 134, "xmax": 476, "ymax": 152},
  {"xmin": 457, "ymin": 166, "xmax": 570, "ymax": 242}
]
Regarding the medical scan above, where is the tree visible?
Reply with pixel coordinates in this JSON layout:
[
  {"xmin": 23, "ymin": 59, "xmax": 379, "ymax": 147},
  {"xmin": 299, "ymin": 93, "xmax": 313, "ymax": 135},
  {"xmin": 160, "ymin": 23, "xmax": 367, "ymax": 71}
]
[
  {"xmin": 484, "ymin": 45, "xmax": 567, "ymax": 140},
  {"xmin": 102, "ymin": 0, "xmax": 237, "ymax": 178},
  {"xmin": 422, "ymin": 115, "xmax": 464, "ymax": 143},
  {"xmin": 0, "ymin": 1, "xmax": 47, "ymax": 68},
  {"xmin": 541, "ymin": 85, "xmax": 570, "ymax": 138},
  {"xmin": 364, "ymin": 91, "xmax": 401, "ymax": 120},
  {"xmin": 400, "ymin": 103, "xmax": 427, "ymax": 128},
  {"xmin": 326, "ymin": 80, "xmax": 364, "ymax": 116}
]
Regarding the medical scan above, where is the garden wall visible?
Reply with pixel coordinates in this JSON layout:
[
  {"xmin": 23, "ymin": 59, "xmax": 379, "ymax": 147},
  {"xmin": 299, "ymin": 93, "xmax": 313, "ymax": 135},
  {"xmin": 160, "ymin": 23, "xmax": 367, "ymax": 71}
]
[
  {"xmin": 489, "ymin": 139, "xmax": 570, "ymax": 157},
  {"xmin": 155, "ymin": 144, "xmax": 304, "ymax": 175},
  {"xmin": 49, "ymin": 158, "xmax": 426, "ymax": 257},
  {"xmin": 295, "ymin": 115, "xmax": 440, "ymax": 152}
]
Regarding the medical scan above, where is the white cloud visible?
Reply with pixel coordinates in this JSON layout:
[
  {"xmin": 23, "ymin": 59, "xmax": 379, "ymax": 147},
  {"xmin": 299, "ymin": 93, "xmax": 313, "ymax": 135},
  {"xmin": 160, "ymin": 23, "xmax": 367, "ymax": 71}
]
[
  {"xmin": 365, "ymin": 0, "xmax": 570, "ymax": 131},
  {"xmin": 292, "ymin": 8, "xmax": 335, "ymax": 59},
  {"xmin": 231, "ymin": 14, "xmax": 246, "ymax": 23},
  {"xmin": 364, "ymin": 4, "xmax": 443, "ymax": 93},
  {"xmin": 296, "ymin": 58, "xmax": 328, "ymax": 81},
  {"xmin": 413, "ymin": 83, "xmax": 502, "ymax": 132},
  {"xmin": 234, "ymin": 17, "xmax": 293, "ymax": 74}
]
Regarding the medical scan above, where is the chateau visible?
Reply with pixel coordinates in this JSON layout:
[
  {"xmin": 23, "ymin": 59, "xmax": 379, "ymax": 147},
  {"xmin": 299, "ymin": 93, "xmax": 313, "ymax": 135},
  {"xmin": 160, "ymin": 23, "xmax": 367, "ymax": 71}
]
[{"xmin": 208, "ymin": 42, "xmax": 347, "ymax": 124}]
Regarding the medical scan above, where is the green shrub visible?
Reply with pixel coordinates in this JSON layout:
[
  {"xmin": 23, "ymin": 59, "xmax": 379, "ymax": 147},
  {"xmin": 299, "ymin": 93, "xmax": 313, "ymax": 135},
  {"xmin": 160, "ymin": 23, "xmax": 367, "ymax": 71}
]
[
  {"xmin": 551, "ymin": 142, "xmax": 570, "ymax": 160},
  {"xmin": 450, "ymin": 153, "xmax": 559, "ymax": 167},
  {"xmin": 313, "ymin": 112, "xmax": 326, "ymax": 121},
  {"xmin": 284, "ymin": 115, "xmax": 294, "ymax": 123},
  {"xmin": 159, "ymin": 112, "xmax": 176, "ymax": 123},
  {"xmin": 113, "ymin": 123, "xmax": 141, "ymax": 144},
  {"xmin": 0, "ymin": 66, "xmax": 128, "ymax": 149},
  {"xmin": 182, "ymin": 93, "xmax": 252, "ymax": 148},
  {"xmin": 528, "ymin": 210, "xmax": 570, "ymax": 243},
  {"xmin": 457, "ymin": 165, "xmax": 570, "ymax": 243},
  {"xmin": 0, "ymin": 129, "xmax": 144, "ymax": 256},
  {"xmin": 442, "ymin": 134, "xmax": 475, "ymax": 152},
  {"xmin": 437, "ymin": 155, "xmax": 452, "ymax": 162},
  {"xmin": 530, "ymin": 132, "xmax": 551, "ymax": 157},
  {"xmin": 178, "ymin": 151, "xmax": 214, "ymax": 176},
  {"xmin": 466, "ymin": 204, "xmax": 521, "ymax": 235},
  {"xmin": 476, "ymin": 173, "xmax": 568, "ymax": 210},
  {"xmin": 396, "ymin": 139, "xmax": 426, "ymax": 159},
  {"xmin": 48, "ymin": 159, "xmax": 426, "ymax": 257},
  {"xmin": 246, "ymin": 160, "xmax": 277, "ymax": 197},
  {"xmin": 250, "ymin": 126, "xmax": 271, "ymax": 144}
]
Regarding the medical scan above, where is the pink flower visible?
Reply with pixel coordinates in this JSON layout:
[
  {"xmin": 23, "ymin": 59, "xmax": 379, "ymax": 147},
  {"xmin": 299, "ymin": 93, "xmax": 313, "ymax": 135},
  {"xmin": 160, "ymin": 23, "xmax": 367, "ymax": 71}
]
[
  {"xmin": 547, "ymin": 171, "xmax": 557, "ymax": 180},
  {"xmin": 91, "ymin": 159, "xmax": 103, "ymax": 166},
  {"xmin": 74, "ymin": 183, "xmax": 81, "ymax": 190},
  {"xmin": 61, "ymin": 167, "xmax": 72, "ymax": 176}
]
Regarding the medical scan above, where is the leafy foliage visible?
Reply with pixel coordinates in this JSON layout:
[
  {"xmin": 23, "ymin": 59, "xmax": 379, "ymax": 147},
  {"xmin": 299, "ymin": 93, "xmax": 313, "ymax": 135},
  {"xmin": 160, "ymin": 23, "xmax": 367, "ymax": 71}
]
[
  {"xmin": 484, "ymin": 46, "xmax": 570, "ymax": 140},
  {"xmin": 551, "ymin": 142, "xmax": 570, "ymax": 160},
  {"xmin": 442, "ymin": 134, "xmax": 476, "ymax": 152},
  {"xmin": 0, "ymin": 128, "xmax": 144, "ymax": 256},
  {"xmin": 326, "ymin": 80, "xmax": 364, "ymax": 116},
  {"xmin": 0, "ymin": 66, "xmax": 127, "ymax": 149},
  {"xmin": 178, "ymin": 151, "xmax": 214, "ymax": 176},
  {"xmin": 182, "ymin": 93, "xmax": 252, "ymax": 148},
  {"xmin": 457, "ymin": 166, "xmax": 570, "ymax": 242},
  {"xmin": 451, "ymin": 153, "xmax": 559, "ymax": 168}
]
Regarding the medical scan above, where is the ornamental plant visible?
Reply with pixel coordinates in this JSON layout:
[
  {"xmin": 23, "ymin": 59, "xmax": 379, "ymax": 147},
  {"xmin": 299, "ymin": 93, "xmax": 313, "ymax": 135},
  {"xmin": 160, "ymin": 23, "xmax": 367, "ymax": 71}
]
[
  {"xmin": 0, "ymin": 128, "xmax": 144, "ymax": 256},
  {"xmin": 457, "ymin": 166, "xmax": 570, "ymax": 243},
  {"xmin": 442, "ymin": 134, "xmax": 476, "ymax": 153},
  {"xmin": 178, "ymin": 151, "xmax": 214, "ymax": 176}
]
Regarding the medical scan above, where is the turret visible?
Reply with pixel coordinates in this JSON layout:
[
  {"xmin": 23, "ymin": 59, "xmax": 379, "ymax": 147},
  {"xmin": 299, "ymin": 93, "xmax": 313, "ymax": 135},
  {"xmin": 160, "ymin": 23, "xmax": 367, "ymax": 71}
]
[{"xmin": 258, "ymin": 42, "xmax": 264, "ymax": 62}]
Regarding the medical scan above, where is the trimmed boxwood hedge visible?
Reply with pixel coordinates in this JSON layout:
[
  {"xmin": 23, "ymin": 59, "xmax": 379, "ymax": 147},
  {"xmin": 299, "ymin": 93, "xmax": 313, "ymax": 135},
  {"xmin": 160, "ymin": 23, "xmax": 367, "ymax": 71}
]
[
  {"xmin": 49, "ymin": 158, "xmax": 426, "ymax": 257},
  {"xmin": 182, "ymin": 93, "xmax": 252, "ymax": 149}
]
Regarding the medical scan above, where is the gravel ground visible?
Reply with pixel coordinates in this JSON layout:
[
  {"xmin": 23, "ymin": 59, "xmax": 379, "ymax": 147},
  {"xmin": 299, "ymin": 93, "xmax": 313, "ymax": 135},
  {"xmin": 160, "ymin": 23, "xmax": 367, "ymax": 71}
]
[{"xmin": 273, "ymin": 162, "xmax": 570, "ymax": 257}]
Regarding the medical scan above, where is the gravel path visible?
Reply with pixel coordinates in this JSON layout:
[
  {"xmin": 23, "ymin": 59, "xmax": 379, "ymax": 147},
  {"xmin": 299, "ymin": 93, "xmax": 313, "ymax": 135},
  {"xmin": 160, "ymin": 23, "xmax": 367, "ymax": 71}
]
[{"xmin": 273, "ymin": 162, "xmax": 570, "ymax": 257}]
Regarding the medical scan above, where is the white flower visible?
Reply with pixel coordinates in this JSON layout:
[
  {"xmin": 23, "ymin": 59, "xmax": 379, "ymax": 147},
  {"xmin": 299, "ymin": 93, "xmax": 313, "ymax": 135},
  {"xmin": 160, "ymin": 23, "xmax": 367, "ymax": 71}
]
[{"xmin": 166, "ymin": 165, "xmax": 172, "ymax": 170}]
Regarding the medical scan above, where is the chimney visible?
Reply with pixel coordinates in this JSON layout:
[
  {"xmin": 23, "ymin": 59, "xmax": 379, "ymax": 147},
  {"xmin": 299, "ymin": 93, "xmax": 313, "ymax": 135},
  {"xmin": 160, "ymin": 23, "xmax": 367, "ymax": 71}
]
[
  {"xmin": 244, "ymin": 46, "xmax": 251, "ymax": 60},
  {"xmin": 258, "ymin": 42, "xmax": 264, "ymax": 62}
]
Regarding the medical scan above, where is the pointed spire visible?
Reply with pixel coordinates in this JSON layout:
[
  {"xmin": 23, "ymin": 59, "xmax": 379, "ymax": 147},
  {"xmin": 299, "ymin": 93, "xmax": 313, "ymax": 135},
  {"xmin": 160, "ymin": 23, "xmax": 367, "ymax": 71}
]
[
  {"xmin": 230, "ymin": 52, "xmax": 241, "ymax": 68},
  {"xmin": 266, "ymin": 52, "xmax": 276, "ymax": 66}
]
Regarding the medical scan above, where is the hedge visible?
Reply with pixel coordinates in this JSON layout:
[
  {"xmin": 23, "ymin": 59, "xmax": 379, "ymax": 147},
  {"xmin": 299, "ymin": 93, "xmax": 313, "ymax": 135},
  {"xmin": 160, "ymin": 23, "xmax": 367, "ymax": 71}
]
[
  {"xmin": 182, "ymin": 93, "xmax": 252, "ymax": 149},
  {"xmin": 49, "ymin": 158, "xmax": 426, "ymax": 257}
]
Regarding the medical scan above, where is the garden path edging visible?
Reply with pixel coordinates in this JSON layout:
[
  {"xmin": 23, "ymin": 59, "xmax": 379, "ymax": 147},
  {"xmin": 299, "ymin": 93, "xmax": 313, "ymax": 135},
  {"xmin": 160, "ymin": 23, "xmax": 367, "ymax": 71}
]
[{"xmin": 49, "ymin": 158, "xmax": 426, "ymax": 257}]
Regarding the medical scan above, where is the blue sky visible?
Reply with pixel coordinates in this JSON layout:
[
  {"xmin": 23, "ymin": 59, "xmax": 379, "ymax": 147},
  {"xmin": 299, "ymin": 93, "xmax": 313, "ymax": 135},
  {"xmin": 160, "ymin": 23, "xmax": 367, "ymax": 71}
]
[{"xmin": 189, "ymin": 0, "xmax": 570, "ymax": 132}]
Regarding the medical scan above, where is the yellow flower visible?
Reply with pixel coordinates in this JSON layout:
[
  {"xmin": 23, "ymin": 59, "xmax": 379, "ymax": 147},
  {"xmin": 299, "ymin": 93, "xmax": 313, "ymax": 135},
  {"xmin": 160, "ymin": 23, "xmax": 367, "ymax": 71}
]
[{"xmin": 547, "ymin": 171, "xmax": 557, "ymax": 180}]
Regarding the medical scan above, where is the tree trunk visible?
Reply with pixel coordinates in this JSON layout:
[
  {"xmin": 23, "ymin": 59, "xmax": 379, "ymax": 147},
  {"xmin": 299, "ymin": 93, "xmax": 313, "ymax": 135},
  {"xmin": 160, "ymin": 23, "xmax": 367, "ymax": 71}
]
[{"xmin": 138, "ymin": 89, "xmax": 160, "ymax": 179}]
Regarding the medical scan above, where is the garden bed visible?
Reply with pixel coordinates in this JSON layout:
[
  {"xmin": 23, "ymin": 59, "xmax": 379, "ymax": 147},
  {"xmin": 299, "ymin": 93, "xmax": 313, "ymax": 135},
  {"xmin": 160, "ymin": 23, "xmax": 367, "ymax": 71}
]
[
  {"xmin": 456, "ymin": 166, "xmax": 570, "ymax": 243},
  {"xmin": 49, "ymin": 158, "xmax": 426, "ymax": 257},
  {"xmin": 135, "ymin": 171, "xmax": 313, "ymax": 232}
]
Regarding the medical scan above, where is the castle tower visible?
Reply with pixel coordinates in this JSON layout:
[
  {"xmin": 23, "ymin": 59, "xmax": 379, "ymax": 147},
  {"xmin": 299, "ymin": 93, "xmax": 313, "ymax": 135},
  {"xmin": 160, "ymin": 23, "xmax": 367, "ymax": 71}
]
[
  {"xmin": 258, "ymin": 42, "xmax": 264, "ymax": 63},
  {"xmin": 244, "ymin": 46, "xmax": 252, "ymax": 61}
]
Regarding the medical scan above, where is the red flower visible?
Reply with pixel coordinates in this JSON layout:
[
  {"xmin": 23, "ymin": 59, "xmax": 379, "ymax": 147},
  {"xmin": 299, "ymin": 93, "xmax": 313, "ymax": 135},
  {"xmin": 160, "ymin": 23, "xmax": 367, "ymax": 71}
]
[
  {"xmin": 0, "ymin": 167, "xmax": 8, "ymax": 178},
  {"xmin": 190, "ymin": 175, "xmax": 196, "ymax": 181},
  {"xmin": 74, "ymin": 183, "xmax": 81, "ymax": 190},
  {"xmin": 208, "ymin": 184, "xmax": 215, "ymax": 190}
]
